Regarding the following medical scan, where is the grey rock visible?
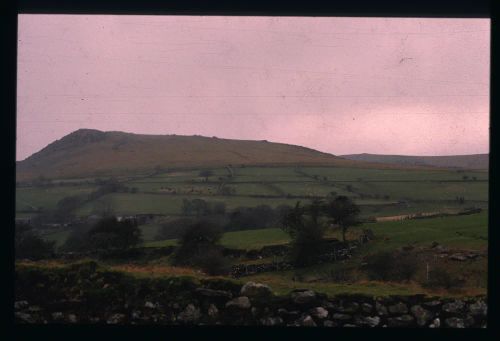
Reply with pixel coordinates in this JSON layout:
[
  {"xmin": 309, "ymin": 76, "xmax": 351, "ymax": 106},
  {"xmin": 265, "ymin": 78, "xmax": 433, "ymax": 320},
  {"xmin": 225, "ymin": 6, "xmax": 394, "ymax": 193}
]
[
  {"xmin": 291, "ymin": 290, "xmax": 316, "ymax": 305},
  {"xmin": 429, "ymin": 318, "xmax": 441, "ymax": 328},
  {"xmin": 177, "ymin": 304, "xmax": 201, "ymax": 323},
  {"xmin": 387, "ymin": 315, "xmax": 414, "ymax": 327},
  {"xmin": 195, "ymin": 287, "xmax": 233, "ymax": 299},
  {"xmin": 107, "ymin": 313, "xmax": 126, "ymax": 324},
  {"xmin": 241, "ymin": 282, "xmax": 273, "ymax": 298},
  {"xmin": 51, "ymin": 312, "xmax": 64, "ymax": 321},
  {"xmin": 208, "ymin": 304, "xmax": 218, "ymax": 318},
  {"xmin": 131, "ymin": 310, "xmax": 142, "ymax": 320},
  {"xmin": 442, "ymin": 300, "xmax": 465, "ymax": 314},
  {"xmin": 375, "ymin": 302, "xmax": 388, "ymax": 316},
  {"xmin": 14, "ymin": 301, "xmax": 29, "ymax": 310},
  {"xmin": 323, "ymin": 320, "xmax": 337, "ymax": 327},
  {"xmin": 15, "ymin": 312, "xmax": 34, "ymax": 323},
  {"xmin": 445, "ymin": 317, "xmax": 465, "ymax": 328},
  {"xmin": 355, "ymin": 315, "xmax": 380, "ymax": 327},
  {"xmin": 337, "ymin": 302, "xmax": 359, "ymax": 313},
  {"xmin": 332, "ymin": 313, "xmax": 352, "ymax": 321},
  {"xmin": 310, "ymin": 307, "xmax": 329, "ymax": 320},
  {"xmin": 410, "ymin": 305, "xmax": 434, "ymax": 326},
  {"xmin": 260, "ymin": 316, "xmax": 284, "ymax": 326},
  {"xmin": 423, "ymin": 300, "xmax": 442, "ymax": 308},
  {"xmin": 464, "ymin": 315, "xmax": 475, "ymax": 328},
  {"xmin": 67, "ymin": 314, "xmax": 78, "ymax": 323},
  {"xmin": 298, "ymin": 315, "xmax": 317, "ymax": 327},
  {"xmin": 27, "ymin": 306, "xmax": 41, "ymax": 312},
  {"xmin": 144, "ymin": 301, "xmax": 158, "ymax": 309},
  {"xmin": 450, "ymin": 254, "xmax": 467, "ymax": 261},
  {"xmin": 225, "ymin": 296, "xmax": 251, "ymax": 309},
  {"xmin": 343, "ymin": 324, "xmax": 357, "ymax": 327},
  {"xmin": 468, "ymin": 300, "xmax": 487, "ymax": 316},
  {"xmin": 361, "ymin": 303, "xmax": 373, "ymax": 313},
  {"xmin": 388, "ymin": 302, "xmax": 408, "ymax": 314}
]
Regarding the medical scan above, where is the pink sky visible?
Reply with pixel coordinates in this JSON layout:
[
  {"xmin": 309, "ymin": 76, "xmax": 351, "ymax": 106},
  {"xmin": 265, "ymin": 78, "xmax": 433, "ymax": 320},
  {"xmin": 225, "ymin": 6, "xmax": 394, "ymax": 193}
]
[{"xmin": 17, "ymin": 15, "xmax": 490, "ymax": 161}]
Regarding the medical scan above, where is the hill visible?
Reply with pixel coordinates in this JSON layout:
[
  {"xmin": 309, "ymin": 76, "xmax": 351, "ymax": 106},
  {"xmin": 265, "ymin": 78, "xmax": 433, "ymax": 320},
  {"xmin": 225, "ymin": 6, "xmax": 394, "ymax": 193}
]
[
  {"xmin": 341, "ymin": 153, "xmax": 488, "ymax": 170},
  {"xmin": 17, "ymin": 129, "xmax": 403, "ymax": 181}
]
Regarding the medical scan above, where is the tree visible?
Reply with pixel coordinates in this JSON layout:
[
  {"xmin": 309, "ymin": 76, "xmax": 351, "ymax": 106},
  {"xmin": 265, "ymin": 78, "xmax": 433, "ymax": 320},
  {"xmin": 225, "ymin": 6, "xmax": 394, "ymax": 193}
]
[
  {"xmin": 324, "ymin": 196, "xmax": 360, "ymax": 242},
  {"xmin": 199, "ymin": 169, "xmax": 214, "ymax": 182},
  {"xmin": 172, "ymin": 219, "xmax": 225, "ymax": 269},
  {"xmin": 87, "ymin": 216, "xmax": 142, "ymax": 251},
  {"xmin": 15, "ymin": 223, "xmax": 55, "ymax": 260},
  {"xmin": 280, "ymin": 201, "xmax": 326, "ymax": 267}
]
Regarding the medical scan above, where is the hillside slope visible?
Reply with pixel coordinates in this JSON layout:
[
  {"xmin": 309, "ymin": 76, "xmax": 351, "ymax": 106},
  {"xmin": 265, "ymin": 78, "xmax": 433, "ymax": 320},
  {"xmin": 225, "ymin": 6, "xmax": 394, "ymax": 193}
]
[
  {"xmin": 16, "ymin": 129, "xmax": 363, "ymax": 181},
  {"xmin": 341, "ymin": 153, "xmax": 488, "ymax": 170}
]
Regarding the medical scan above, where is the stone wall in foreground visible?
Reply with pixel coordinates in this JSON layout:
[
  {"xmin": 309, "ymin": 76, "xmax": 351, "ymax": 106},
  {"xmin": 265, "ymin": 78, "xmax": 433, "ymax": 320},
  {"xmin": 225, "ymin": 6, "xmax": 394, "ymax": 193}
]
[{"xmin": 14, "ymin": 263, "xmax": 487, "ymax": 327}]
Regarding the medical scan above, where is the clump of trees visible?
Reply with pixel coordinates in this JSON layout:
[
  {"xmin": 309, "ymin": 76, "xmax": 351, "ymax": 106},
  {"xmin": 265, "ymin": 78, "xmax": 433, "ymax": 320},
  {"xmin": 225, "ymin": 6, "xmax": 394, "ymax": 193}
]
[
  {"xmin": 172, "ymin": 219, "xmax": 230, "ymax": 275},
  {"xmin": 61, "ymin": 216, "xmax": 142, "ymax": 252},
  {"xmin": 280, "ymin": 196, "xmax": 360, "ymax": 267},
  {"xmin": 15, "ymin": 222, "xmax": 55, "ymax": 260}
]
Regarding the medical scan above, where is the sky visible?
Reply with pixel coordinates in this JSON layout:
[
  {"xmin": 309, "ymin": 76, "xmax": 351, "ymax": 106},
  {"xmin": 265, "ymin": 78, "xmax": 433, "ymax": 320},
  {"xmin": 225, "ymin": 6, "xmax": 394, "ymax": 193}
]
[{"xmin": 17, "ymin": 15, "xmax": 490, "ymax": 161}]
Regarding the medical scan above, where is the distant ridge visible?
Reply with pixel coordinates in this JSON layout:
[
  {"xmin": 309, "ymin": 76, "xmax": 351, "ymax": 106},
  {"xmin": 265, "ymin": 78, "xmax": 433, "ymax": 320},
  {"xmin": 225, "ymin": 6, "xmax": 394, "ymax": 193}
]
[{"xmin": 341, "ymin": 153, "xmax": 489, "ymax": 170}]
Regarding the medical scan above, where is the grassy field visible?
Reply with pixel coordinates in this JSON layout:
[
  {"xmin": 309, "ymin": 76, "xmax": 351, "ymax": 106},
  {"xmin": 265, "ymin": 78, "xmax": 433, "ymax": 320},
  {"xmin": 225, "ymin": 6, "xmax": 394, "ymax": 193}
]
[
  {"xmin": 144, "ymin": 228, "xmax": 291, "ymax": 249},
  {"xmin": 17, "ymin": 165, "xmax": 488, "ymax": 222}
]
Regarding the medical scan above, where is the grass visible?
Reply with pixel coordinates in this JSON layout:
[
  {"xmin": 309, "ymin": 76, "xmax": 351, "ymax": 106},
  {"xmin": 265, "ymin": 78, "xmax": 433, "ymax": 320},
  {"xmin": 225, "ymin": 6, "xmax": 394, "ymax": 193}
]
[
  {"xmin": 359, "ymin": 210, "xmax": 488, "ymax": 253},
  {"xmin": 16, "ymin": 185, "xmax": 97, "ymax": 211},
  {"xmin": 143, "ymin": 227, "xmax": 291, "ymax": 249}
]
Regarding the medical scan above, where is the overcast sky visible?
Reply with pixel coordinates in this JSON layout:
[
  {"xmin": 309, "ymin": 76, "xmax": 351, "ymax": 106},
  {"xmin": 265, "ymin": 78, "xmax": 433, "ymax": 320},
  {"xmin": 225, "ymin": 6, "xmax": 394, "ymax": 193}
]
[{"xmin": 17, "ymin": 15, "xmax": 490, "ymax": 161}]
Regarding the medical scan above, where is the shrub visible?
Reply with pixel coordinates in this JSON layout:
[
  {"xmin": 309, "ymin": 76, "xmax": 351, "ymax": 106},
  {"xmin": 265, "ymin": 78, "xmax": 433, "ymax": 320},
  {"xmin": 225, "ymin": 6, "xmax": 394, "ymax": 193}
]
[
  {"xmin": 423, "ymin": 267, "xmax": 465, "ymax": 290},
  {"xmin": 365, "ymin": 251, "xmax": 418, "ymax": 282},
  {"xmin": 87, "ymin": 216, "xmax": 142, "ymax": 251},
  {"xmin": 172, "ymin": 219, "xmax": 224, "ymax": 267},
  {"xmin": 15, "ymin": 223, "xmax": 55, "ymax": 260},
  {"xmin": 191, "ymin": 249, "xmax": 231, "ymax": 276}
]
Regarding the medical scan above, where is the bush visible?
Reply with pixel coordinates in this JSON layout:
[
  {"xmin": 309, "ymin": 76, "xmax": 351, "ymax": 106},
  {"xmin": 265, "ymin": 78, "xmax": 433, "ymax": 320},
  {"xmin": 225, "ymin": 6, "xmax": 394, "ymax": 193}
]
[
  {"xmin": 87, "ymin": 216, "xmax": 142, "ymax": 251},
  {"xmin": 365, "ymin": 251, "xmax": 418, "ymax": 282},
  {"xmin": 172, "ymin": 219, "xmax": 224, "ymax": 267},
  {"xmin": 15, "ymin": 223, "xmax": 55, "ymax": 260},
  {"xmin": 423, "ymin": 267, "xmax": 465, "ymax": 290},
  {"xmin": 191, "ymin": 248, "xmax": 231, "ymax": 276}
]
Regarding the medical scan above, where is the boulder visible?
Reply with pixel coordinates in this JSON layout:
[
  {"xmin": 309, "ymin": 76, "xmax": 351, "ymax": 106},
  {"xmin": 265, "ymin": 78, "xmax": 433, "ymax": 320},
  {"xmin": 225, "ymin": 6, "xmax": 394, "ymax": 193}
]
[
  {"xmin": 445, "ymin": 317, "xmax": 465, "ymax": 328},
  {"xmin": 15, "ymin": 312, "xmax": 34, "ymax": 323},
  {"xmin": 177, "ymin": 304, "xmax": 201, "ymax": 323},
  {"xmin": 207, "ymin": 304, "xmax": 219, "ymax": 318},
  {"xmin": 449, "ymin": 254, "xmax": 467, "ymax": 261},
  {"xmin": 429, "ymin": 318, "xmax": 441, "ymax": 328},
  {"xmin": 225, "ymin": 296, "xmax": 251, "ymax": 309},
  {"xmin": 387, "ymin": 315, "xmax": 414, "ymax": 327},
  {"xmin": 375, "ymin": 302, "xmax": 388, "ymax": 316},
  {"xmin": 260, "ymin": 316, "xmax": 284, "ymax": 326},
  {"xmin": 355, "ymin": 316, "xmax": 380, "ymax": 327},
  {"xmin": 423, "ymin": 300, "xmax": 442, "ymax": 308},
  {"xmin": 195, "ymin": 287, "xmax": 233, "ymax": 299},
  {"xmin": 323, "ymin": 320, "xmax": 338, "ymax": 327},
  {"xmin": 337, "ymin": 302, "xmax": 359, "ymax": 314},
  {"xmin": 410, "ymin": 305, "xmax": 433, "ymax": 326},
  {"xmin": 361, "ymin": 303, "xmax": 373, "ymax": 313},
  {"xmin": 310, "ymin": 307, "xmax": 329, "ymax": 320},
  {"xmin": 144, "ymin": 301, "xmax": 158, "ymax": 309},
  {"xmin": 107, "ymin": 313, "xmax": 126, "ymax": 324},
  {"xmin": 14, "ymin": 301, "xmax": 29, "ymax": 311},
  {"xmin": 332, "ymin": 313, "xmax": 352, "ymax": 321},
  {"xmin": 442, "ymin": 300, "xmax": 465, "ymax": 314},
  {"xmin": 290, "ymin": 290, "xmax": 317, "ymax": 305},
  {"xmin": 388, "ymin": 302, "xmax": 408, "ymax": 315},
  {"xmin": 298, "ymin": 315, "xmax": 317, "ymax": 327},
  {"xmin": 67, "ymin": 314, "xmax": 78, "ymax": 323},
  {"xmin": 51, "ymin": 312, "xmax": 64, "ymax": 321},
  {"xmin": 468, "ymin": 300, "xmax": 487, "ymax": 316},
  {"xmin": 240, "ymin": 282, "xmax": 273, "ymax": 298}
]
